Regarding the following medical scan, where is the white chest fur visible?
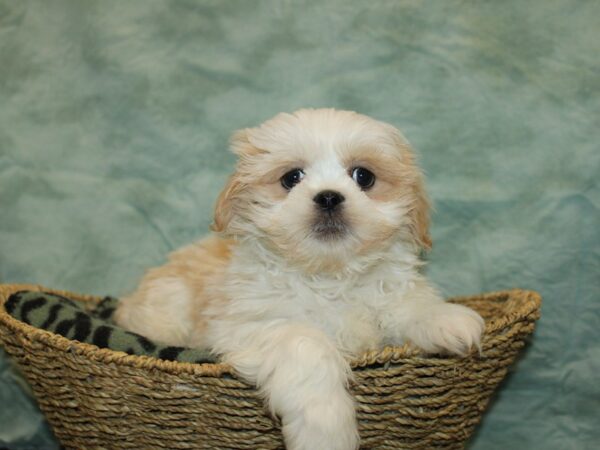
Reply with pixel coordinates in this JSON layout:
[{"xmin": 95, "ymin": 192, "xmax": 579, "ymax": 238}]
[{"xmin": 207, "ymin": 239, "xmax": 422, "ymax": 356}]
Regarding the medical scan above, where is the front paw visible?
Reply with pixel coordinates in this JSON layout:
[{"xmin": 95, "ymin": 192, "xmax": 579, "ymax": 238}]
[
  {"xmin": 406, "ymin": 302, "xmax": 484, "ymax": 356},
  {"xmin": 282, "ymin": 395, "xmax": 359, "ymax": 450}
]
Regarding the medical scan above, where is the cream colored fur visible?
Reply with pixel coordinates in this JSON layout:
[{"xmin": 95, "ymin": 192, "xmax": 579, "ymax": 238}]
[{"xmin": 115, "ymin": 108, "xmax": 484, "ymax": 450}]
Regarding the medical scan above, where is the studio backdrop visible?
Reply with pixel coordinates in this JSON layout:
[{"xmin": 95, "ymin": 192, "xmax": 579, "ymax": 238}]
[{"xmin": 0, "ymin": 1, "xmax": 598, "ymax": 449}]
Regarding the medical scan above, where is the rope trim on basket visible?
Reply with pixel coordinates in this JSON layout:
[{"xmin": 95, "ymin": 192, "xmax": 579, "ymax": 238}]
[{"xmin": 0, "ymin": 284, "xmax": 540, "ymax": 374}]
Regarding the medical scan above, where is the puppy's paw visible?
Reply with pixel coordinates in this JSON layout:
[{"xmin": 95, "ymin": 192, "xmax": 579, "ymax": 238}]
[
  {"xmin": 283, "ymin": 394, "xmax": 359, "ymax": 450},
  {"xmin": 406, "ymin": 302, "xmax": 484, "ymax": 356}
]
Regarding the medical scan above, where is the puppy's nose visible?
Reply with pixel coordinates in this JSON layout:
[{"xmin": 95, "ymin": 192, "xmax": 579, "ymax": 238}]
[{"xmin": 313, "ymin": 190, "xmax": 345, "ymax": 211}]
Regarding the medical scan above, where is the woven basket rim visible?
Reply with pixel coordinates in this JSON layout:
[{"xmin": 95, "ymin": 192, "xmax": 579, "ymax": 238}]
[{"xmin": 0, "ymin": 283, "xmax": 541, "ymax": 377}]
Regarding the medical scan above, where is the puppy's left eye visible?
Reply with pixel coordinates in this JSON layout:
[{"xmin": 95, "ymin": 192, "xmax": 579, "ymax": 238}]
[{"xmin": 351, "ymin": 167, "xmax": 375, "ymax": 190}]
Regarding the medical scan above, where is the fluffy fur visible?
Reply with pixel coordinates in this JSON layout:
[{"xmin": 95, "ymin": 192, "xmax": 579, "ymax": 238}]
[{"xmin": 115, "ymin": 108, "xmax": 484, "ymax": 450}]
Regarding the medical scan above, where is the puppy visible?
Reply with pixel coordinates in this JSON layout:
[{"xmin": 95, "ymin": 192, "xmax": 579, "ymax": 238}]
[{"xmin": 115, "ymin": 108, "xmax": 484, "ymax": 450}]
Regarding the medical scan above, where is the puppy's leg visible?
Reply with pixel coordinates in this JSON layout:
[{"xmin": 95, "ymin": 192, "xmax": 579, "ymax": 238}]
[
  {"xmin": 381, "ymin": 279, "xmax": 484, "ymax": 356},
  {"xmin": 114, "ymin": 275, "xmax": 195, "ymax": 347},
  {"xmin": 216, "ymin": 323, "xmax": 359, "ymax": 450},
  {"xmin": 115, "ymin": 236, "xmax": 232, "ymax": 347}
]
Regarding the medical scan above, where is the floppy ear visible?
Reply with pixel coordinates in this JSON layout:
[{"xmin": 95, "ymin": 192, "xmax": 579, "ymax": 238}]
[
  {"xmin": 211, "ymin": 173, "xmax": 244, "ymax": 233},
  {"xmin": 230, "ymin": 128, "xmax": 265, "ymax": 158},
  {"xmin": 211, "ymin": 129, "xmax": 258, "ymax": 233},
  {"xmin": 408, "ymin": 177, "xmax": 433, "ymax": 250},
  {"xmin": 386, "ymin": 124, "xmax": 432, "ymax": 250}
]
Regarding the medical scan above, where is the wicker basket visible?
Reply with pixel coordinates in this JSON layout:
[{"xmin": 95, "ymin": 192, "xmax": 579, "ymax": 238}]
[{"xmin": 0, "ymin": 284, "xmax": 540, "ymax": 450}]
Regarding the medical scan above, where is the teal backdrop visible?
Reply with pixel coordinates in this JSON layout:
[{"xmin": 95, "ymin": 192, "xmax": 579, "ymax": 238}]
[{"xmin": 1, "ymin": 1, "xmax": 598, "ymax": 449}]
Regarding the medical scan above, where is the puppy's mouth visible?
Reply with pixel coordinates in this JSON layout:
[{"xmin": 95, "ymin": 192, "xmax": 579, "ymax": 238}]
[{"xmin": 311, "ymin": 212, "xmax": 348, "ymax": 240}]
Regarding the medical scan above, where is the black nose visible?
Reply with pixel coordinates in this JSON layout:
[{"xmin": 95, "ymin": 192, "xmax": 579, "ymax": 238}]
[{"xmin": 313, "ymin": 190, "xmax": 345, "ymax": 211}]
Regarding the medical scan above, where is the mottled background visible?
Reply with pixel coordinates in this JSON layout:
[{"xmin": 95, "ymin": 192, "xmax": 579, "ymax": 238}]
[{"xmin": 0, "ymin": 0, "xmax": 598, "ymax": 449}]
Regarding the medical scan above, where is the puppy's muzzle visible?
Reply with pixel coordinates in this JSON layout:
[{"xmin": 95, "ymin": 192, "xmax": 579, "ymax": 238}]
[
  {"xmin": 312, "ymin": 190, "xmax": 347, "ymax": 240},
  {"xmin": 313, "ymin": 190, "xmax": 345, "ymax": 212}
]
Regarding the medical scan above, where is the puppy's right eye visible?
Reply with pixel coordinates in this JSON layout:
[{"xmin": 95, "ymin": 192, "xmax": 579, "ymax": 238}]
[{"xmin": 281, "ymin": 169, "xmax": 305, "ymax": 190}]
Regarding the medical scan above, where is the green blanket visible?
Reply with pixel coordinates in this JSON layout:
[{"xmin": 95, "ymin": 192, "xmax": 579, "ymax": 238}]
[
  {"xmin": 0, "ymin": 1, "xmax": 598, "ymax": 449},
  {"xmin": 4, "ymin": 291, "xmax": 216, "ymax": 364}
]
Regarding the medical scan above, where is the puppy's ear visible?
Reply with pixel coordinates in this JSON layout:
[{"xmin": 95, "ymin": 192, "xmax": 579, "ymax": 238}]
[
  {"xmin": 408, "ymin": 177, "xmax": 433, "ymax": 251},
  {"xmin": 211, "ymin": 130, "xmax": 255, "ymax": 233},
  {"xmin": 230, "ymin": 128, "xmax": 265, "ymax": 158},
  {"xmin": 387, "ymin": 124, "xmax": 432, "ymax": 250},
  {"xmin": 211, "ymin": 173, "xmax": 244, "ymax": 233}
]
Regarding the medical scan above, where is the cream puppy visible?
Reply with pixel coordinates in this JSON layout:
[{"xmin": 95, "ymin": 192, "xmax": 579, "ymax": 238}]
[{"xmin": 115, "ymin": 108, "xmax": 484, "ymax": 450}]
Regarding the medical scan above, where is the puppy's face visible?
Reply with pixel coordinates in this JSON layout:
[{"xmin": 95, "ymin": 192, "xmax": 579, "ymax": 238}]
[{"xmin": 213, "ymin": 109, "xmax": 431, "ymax": 272}]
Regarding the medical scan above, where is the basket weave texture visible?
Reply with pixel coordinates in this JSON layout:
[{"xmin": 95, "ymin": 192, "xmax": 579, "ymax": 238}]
[{"xmin": 0, "ymin": 284, "xmax": 540, "ymax": 450}]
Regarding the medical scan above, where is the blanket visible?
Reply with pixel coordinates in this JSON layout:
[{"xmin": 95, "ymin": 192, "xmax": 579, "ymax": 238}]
[{"xmin": 4, "ymin": 291, "xmax": 216, "ymax": 364}]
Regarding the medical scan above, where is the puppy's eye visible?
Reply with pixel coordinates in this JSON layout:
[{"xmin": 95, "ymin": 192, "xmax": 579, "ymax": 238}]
[
  {"xmin": 351, "ymin": 167, "xmax": 375, "ymax": 190},
  {"xmin": 281, "ymin": 168, "xmax": 305, "ymax": 190}
]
